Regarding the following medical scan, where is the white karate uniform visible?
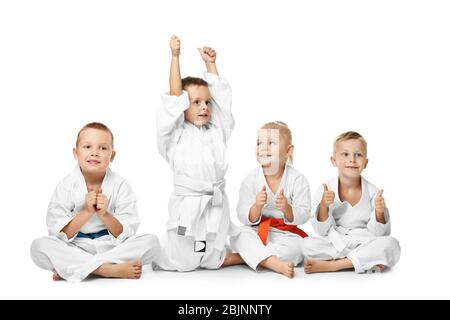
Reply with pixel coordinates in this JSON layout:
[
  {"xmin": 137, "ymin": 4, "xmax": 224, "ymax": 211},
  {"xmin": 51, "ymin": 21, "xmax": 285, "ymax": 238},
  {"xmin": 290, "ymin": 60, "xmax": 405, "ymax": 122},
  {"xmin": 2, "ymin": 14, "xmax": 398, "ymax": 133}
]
[
  {"xmin": 230, "ymin": 165, "xmax": 311, "ymax": 271},
  {"xmin": 154, "ymin": 73, "xmax": 237, "ymax": 272},
  {"xmin": 30, "ymin": 166, "xmax": 161, "ymax": 282},
  {"xmin": 302, "ymin": 177, "xmax": 401, "ymax": 273}
]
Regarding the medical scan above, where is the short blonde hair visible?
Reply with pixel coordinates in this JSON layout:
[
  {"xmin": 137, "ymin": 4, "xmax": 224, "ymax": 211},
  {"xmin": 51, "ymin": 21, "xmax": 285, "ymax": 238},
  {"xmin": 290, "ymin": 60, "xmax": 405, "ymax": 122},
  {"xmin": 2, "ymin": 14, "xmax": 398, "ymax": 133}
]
[
  {"xmin": 260, "ymin": 121, "xmax": 293, "ymax": 165},
  {"xmin": 333, "ymin": 131, "xmax": 367, "ymax": 156},
  {"xmin": 76, "ymin": 122, "xmax": 114, "ymax": 148}
]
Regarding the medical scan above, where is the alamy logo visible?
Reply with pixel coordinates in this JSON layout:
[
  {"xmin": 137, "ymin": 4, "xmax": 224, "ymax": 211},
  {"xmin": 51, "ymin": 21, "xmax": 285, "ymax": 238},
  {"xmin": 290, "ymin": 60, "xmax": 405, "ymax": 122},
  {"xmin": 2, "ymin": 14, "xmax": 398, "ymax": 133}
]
[{"xmin": 194, "ymin": 241, "xmax": 206, "ymax": 253}]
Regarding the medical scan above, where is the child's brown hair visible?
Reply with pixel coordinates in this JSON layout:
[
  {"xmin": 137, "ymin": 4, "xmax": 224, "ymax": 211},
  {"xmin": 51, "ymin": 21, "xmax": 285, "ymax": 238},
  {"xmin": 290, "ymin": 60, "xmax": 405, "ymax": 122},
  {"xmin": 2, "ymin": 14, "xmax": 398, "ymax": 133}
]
[
  {"xmin": 76, "ymin": 122, "xmax": 114, "ymax": 148},
  {"xmin": 181, "ymin": 77, "xmax": 208, "ymax": 90}
]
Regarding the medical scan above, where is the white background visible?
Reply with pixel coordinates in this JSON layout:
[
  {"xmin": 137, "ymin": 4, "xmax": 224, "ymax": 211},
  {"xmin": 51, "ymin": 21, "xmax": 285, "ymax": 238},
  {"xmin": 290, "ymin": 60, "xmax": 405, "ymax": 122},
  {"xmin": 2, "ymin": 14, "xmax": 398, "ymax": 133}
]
[{"xmin": 1, "ymin": 0, "xmax": 449, "ymax": 299}]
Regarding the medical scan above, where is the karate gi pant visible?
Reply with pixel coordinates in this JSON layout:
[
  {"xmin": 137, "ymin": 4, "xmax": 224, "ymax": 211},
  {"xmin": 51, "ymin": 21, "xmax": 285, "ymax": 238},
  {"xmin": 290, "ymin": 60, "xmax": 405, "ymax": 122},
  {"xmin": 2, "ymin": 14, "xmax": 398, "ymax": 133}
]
[
  {"xmin": 30, "ymin": 233, "xmax": 161, "ymax": 282},
  {"xmin": 302, "ymin": 234, "xmax": 401, "ymax": 273},
  {"xmin": 154, "ymin": 229, "xmax": 228, "ymax": 272},
  {"xmin": 230, "ymin": 226, "xmax": 304, "ymax": 271}
]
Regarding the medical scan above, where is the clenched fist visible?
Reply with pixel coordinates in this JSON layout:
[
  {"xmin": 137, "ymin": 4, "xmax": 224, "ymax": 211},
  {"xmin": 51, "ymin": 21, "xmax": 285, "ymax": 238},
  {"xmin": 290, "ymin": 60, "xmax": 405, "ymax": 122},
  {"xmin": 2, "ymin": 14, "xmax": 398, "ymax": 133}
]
[
  {"xmin": 85, "ymin": 188, "xmax": 97, "ymax": 214},
  {"xmin": 170, "ymin": 35, "xmax": 180, "ymax": 57},
  {"xmin": 198, "ymin": 46, "xmax": 216, "ymax": 63},
  {"xmin": 95, "ymin": 188, "xmax": 109, "ymax": 216}
]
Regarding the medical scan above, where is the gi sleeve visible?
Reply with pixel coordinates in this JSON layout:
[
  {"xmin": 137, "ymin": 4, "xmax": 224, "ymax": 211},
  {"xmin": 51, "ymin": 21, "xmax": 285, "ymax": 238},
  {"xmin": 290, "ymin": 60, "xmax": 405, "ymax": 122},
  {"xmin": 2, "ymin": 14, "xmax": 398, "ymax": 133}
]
[
  {"xmin": 285, "ymin": 175, "xmax": 311, "ymax": 225},
  {"xmin": 109, "ymin": 180, "xmax": 140, "ymax": 244},
  {"xmin": 204, "ymin": 72, "xmax": 234, "ymax": 142},
  {"xmin": 46, "ymin": 183, "xmax": 77, "ymax": 242},
  {"xmin": 236, "ymin": 177, "xmax": 260, "ymax": 226},
  {"xmin": 157, "ymin": 91, "xmax": 189, "ymax": 161}
]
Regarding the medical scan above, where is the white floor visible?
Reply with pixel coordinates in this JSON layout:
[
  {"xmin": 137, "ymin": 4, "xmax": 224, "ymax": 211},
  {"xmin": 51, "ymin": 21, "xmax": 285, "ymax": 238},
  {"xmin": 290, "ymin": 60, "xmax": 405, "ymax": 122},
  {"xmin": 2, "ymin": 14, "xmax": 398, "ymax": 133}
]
[
  {"xmin": 7, "ymin": 253, "xmax": 448, "ymax": 300},
  {"xmin": 4, "ymin": 223, "xmax": 450, "ymax": 300}
]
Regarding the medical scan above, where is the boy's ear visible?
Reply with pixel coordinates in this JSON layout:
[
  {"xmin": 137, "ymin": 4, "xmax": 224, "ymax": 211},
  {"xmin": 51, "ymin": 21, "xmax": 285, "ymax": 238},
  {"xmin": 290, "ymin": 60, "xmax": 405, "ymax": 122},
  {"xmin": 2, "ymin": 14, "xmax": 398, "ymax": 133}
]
[
  {"xmin": 110, "ymin": 150, "xmax": 116, "ymax": 162},
  {"xmin": 73, "ymin": 147, "xmax": 78, "ymax": 160},
  {"xmin": 363, "ymin": 158, "xmax": 368, "ymax": 169},
  {"xmin": 331, "ymin": 156, "xmax": 337, "ymax": 167},
  {"xmin": 287, "ymin": 144, "xmax": 294, "ymax": 156}
]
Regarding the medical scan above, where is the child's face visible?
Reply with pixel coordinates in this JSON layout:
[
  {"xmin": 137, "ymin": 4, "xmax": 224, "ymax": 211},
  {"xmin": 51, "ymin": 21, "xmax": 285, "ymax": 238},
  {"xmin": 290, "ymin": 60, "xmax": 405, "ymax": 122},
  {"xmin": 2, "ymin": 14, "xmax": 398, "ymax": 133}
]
[
  {"xmin": 331, "ymin": 139, "xmax": 368, "ymax": 179},
  {"xmin": 73, "ymin": 128, "xmax": 115, "ymax": 175},
  {"xmin": 184, "ymin": 85, "xmax": 212, "ymax": 126},
  {"xmin": 256, "ymin": 129, "xmax": 293, "ymax": 171}
]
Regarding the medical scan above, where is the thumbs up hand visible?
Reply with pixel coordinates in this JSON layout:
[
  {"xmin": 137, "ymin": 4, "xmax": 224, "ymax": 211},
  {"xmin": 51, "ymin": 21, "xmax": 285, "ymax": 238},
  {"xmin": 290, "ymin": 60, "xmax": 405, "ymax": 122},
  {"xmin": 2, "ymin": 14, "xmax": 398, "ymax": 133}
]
[
  {"xmin": 255, "ymin": 186, "xmax": 268, "ymax": 209},
  {"xmin": 275, "ymin": 188, "xmax": 289, "ymax": 212},
  {"xmin": 375, "ymin": 189, "xmax": 386, "ymax": 216},
  {"xmin": 321, "ymin": 184, "xmax": 335, "ymax": 208}
]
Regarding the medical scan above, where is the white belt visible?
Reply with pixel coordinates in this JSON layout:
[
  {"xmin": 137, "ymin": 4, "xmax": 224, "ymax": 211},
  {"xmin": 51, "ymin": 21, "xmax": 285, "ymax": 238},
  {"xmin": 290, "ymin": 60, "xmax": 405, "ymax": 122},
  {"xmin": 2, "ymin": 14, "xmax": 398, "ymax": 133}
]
[
  {"xmin": 174, "ymin": 175, "xmax": 225, "ymax": 206},
  {"xmin": 173, "ymin": 174, "xmax": 226, "ymax": 240}
]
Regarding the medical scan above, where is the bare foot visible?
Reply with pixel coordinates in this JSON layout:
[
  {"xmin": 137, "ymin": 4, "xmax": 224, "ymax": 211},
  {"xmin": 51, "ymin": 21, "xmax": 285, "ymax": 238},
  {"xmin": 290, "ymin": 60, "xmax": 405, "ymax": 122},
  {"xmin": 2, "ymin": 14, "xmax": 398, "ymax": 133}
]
[
  {"xmin": 304, "ymin": 258, "xmax": 353, "ymax": 274},
  {"xmin": 304, "ymin": 259, "xmax": 333, "ymax": 274},
  {"xmin": 222, "ymin": 253, "xmax": 245, "ymax": 267},
  {"xmin": 366, "ymin": 264, "xmax": 385, "ymax": 273},
  {"xmin": 94, "ymin": 261, "xmax": 142, "ymax": 279},
  {"xmin": 260, "ymin": 256, "xmax": 295, "ymax": 278},
  {"xmin": 52, "ymin": 271, "xmax": 62, "ymax": 281}
]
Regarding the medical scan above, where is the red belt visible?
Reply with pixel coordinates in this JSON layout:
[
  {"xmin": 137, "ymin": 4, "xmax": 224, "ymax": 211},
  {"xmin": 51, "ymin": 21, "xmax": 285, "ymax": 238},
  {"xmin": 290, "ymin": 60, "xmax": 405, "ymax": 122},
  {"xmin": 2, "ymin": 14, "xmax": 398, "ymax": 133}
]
[{"xmin": 257, "ymin": 216, "xmax": 308, "ymax": 245}]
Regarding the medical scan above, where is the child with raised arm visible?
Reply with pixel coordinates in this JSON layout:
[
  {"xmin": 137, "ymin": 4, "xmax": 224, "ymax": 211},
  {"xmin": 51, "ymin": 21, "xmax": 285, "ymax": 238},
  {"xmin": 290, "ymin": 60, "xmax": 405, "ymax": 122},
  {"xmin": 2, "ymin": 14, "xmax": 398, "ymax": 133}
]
[
  {"xmin": 303, "ymin": 131, "xmax": 401, "ymax": 274},
  {"xmin": 30, "ymin": 122, "xmax": 160, "ymax": 282},
  {"xmin": 231, "ymin": 122, "xmax": 311, "ymax": 278},
  {"xmin": 154, "ymin": 36, "xmax": 241, "ymax": 271}
]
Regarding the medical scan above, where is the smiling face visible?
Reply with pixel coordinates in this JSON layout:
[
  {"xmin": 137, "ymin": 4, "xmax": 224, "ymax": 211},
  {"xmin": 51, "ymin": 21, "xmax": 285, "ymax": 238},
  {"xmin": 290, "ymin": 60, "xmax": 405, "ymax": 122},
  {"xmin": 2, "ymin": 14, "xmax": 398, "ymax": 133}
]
[
  {"xmin": 332, "ymin": 138, "xmax": 368, "ymax": 179},
  {"xmin": 184, "ymin": 85, "xmax": 212, "ymax": 126},
  {"xmin": 73, "ymin": 128, "xmax": 115, "ymax": 175},
  {"xmin": 256, "ymin": 128, "xmax": 293, "ymax": 172}
]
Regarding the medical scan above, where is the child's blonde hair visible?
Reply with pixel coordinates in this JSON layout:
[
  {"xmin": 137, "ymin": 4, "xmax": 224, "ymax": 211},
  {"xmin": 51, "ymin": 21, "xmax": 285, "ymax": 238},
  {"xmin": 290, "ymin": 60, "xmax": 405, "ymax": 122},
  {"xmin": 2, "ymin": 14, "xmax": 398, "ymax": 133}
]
[
  {"xmin": 260, "ymin": 121, "xmax": 293, "ymax": 165},
  {"xmin": 76, "ymin": 122, "xmax": 114, "ymax": 148},
  {"xmin": 333, "ymin": 131, "xmax": 367, "ymax": 156}
]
